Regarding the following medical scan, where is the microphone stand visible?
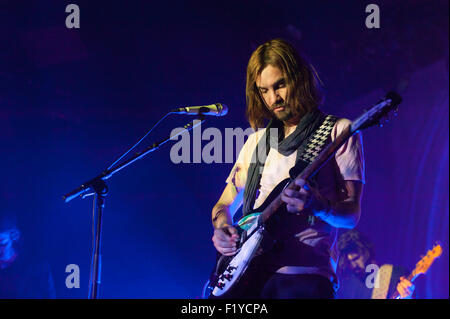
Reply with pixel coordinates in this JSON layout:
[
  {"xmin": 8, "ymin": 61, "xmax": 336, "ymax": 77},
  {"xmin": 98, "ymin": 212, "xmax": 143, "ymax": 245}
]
[{"xmin": 63, "ymin": 115, "xmax": 205, "ymax": 299}]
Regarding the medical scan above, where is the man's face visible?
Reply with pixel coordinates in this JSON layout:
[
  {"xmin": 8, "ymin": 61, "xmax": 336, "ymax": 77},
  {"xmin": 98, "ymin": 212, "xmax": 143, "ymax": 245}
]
[
  {"xmin": 256, "ymin": 65, "xmax": 293, "ymax": 122},
  {"xmin": 347, "ymin": 251, "xmax": 367, "ymax": 277}
]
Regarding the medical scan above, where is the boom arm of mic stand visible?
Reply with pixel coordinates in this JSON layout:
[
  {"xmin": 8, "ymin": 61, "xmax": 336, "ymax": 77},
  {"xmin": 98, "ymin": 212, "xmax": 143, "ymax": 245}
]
[{"xmin": 62, "ymin": 116, "xmax": 205, "ymax": 203}]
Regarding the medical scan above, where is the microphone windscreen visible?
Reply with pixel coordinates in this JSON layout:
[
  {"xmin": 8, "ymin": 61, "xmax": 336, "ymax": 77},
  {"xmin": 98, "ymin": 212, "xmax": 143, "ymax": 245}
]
[{"xmin": 216, "ymin": 103, "xmax": 228, "ymax": 116}]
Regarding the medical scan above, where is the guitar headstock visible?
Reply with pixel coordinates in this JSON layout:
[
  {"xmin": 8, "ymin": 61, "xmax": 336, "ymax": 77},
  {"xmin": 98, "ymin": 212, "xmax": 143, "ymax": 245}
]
[
  {"xmin": 412, "ymin": 243, "xmax": 443, "ymax": 277},
  {"xmin": 351, "ymin": 91, "xmax": 402, "ymax": 133}
]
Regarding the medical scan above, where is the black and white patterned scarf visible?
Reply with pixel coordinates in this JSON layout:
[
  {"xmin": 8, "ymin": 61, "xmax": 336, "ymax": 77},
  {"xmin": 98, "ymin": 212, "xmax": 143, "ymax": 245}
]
[{"xmin": 242, "ymin": 109, "xmax": 328, "ymax": 216}]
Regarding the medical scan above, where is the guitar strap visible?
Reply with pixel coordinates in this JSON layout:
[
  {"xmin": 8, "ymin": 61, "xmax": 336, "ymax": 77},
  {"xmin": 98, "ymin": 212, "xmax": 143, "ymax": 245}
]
[
  {"xmin": 239, "ymin": 113, "xmax": 338, "ymax": 221},
  {"xmin": 371, "ymin": 264, "xmax": 393, "ymax": 299},
  {"xmin": 288, "ymin": 114, "xmax": 338, "ymax": 180},
  {"xmin": 287, "ymin": 114, "xmax": 337, "ymax": 226}
]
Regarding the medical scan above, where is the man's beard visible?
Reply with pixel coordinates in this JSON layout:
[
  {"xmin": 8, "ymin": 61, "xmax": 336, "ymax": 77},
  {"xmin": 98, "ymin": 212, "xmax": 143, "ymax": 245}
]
[
  {"xmin": 352, "ymin": 266, "xmax": 366, "ymax": 280},
  {"xmin": 271, "ymin": 104, "xmax": 293, "ymax": 122}
]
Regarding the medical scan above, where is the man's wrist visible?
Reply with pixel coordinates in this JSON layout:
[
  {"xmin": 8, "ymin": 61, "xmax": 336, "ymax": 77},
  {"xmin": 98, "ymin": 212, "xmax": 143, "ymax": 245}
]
[
  {"xmin": 214, "ymin": 221, "xmax": 230, "ymax": 229},
  {"xmin": 212, "ymin": 208, "xmax": 230, "ymax": 229},
  {"xmin": 311, "ymin": 197, "xmax": 333, "ymax": 220}
]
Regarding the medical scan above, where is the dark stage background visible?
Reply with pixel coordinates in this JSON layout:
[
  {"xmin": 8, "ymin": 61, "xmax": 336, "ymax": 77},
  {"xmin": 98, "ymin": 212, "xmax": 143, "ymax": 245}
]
[{"xmin": 0, "ymin": 0, "xmax": 448, "ymax": 298}]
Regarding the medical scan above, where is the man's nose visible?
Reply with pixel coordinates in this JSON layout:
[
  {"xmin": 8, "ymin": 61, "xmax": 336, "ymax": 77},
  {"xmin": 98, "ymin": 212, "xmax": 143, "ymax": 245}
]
[{"xmin": 268, "ymin": 90, "xmax": 282, "ymax": 107}]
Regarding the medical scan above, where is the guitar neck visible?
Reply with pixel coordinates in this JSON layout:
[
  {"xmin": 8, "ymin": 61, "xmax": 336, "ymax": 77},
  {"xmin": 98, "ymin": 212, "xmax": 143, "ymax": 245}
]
[
  {"xmin": 261, "ymin": 125, "xmax": 354, "ymax": 223},
  {"xmin": 406, "ymin": 271, "xmax": 417, "ymax": 283}
]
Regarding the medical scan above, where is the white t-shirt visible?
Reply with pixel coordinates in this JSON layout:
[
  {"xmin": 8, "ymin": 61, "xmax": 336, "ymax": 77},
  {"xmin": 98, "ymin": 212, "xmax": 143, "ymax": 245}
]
[{"xmin": 225, "ymin": 117, "xmax": 365, "ymax": 285}]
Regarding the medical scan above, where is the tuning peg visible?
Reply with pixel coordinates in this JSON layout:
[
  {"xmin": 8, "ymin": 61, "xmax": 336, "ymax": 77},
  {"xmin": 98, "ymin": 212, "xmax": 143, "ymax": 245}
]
[
  {"xmin": 373, "ymin": 119, "xmax": 383, "ymax": 128},
  {"xmin": 393, "ymin": 106, "xmax": 399, "ymax": 116},
  {"xmin": 377, "ymin": 116, "xmax": 390, "ymax": 127}
]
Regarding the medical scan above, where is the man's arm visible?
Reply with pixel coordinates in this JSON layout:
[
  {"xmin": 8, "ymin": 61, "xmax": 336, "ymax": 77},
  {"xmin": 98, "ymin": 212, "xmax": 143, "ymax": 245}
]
[
  {"xmin": 211, "ymin": 183, "xmax": 243, "ymax": 256},
  {"xmin": 211, "ymin": 183, "xmax": 240, "ymax": 228},
  {"xmin": 313, "ymin": 180, "xmax": 363, "ymax": 228},
  {"xmin": 281, "ymin": 179, "xmax": 363, "ymax": 229}
]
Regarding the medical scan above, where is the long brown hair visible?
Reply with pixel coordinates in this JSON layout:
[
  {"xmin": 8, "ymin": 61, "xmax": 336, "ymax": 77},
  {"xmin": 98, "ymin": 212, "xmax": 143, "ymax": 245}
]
[
  {"xmin": 337, "ymin": 229, "xmax": 375, "ymax": 274},
  {"xmin": 245, "ymin": 39, "xmax": 324, "ymax": 129}
]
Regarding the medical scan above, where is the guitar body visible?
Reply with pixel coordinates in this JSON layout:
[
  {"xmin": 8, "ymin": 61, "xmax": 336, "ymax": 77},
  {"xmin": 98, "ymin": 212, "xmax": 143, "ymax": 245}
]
[
  {"xmin": 205, "ymin": 178, "xmax": 313, "ymax": 299},
  {"xmin": 206, "ymin": 252, "xmax": 277, "ymax": 299}
]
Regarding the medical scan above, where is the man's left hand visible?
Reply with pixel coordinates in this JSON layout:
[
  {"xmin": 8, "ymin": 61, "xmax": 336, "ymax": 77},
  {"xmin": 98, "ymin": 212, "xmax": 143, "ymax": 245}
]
[
  {"xmin": 281, "ymin": 178, "xmax": 328, "ymax": 215},
  {"xmin": 396, "ymin": 276, "xmax": 415, "ymax": 299}
]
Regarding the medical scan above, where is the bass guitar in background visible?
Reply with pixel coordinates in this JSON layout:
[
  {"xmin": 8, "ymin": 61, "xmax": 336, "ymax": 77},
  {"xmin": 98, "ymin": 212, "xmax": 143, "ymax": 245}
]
[{"xmin": 388, "ymin": 243, "xmax": 443, "ymax": 299}]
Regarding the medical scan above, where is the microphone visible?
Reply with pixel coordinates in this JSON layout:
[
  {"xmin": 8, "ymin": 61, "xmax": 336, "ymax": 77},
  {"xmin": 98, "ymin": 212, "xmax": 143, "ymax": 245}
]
[{"xmin": 170, "ymin": 103, "xmax": 228, "ymax": 116}]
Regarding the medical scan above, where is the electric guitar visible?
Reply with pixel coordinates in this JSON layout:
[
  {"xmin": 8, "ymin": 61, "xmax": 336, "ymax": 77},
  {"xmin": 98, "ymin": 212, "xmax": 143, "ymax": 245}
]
[
  {"xmin": 390, "ymin": 243, "xmax": 443, "ymax": 299},
  {"xmin": 205, "ymin": 92, "xmax": 402, "ymax": 299}
]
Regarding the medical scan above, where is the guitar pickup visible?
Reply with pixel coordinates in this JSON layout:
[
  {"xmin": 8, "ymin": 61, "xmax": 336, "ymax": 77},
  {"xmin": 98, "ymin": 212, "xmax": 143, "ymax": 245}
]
[
  {"xmin": 223, "ymin": 274, "xmax": 233, "ymax": 281},
  {"xmin": 226, "ymin": 266, "xmax": 237, "ymax": 272}
]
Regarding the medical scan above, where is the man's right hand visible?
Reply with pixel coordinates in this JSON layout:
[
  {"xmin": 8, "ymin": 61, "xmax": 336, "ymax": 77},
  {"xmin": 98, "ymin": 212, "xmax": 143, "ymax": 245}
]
[{"xmin": 212, "ymin": 225, "xmax": 239, "ymax": 256}]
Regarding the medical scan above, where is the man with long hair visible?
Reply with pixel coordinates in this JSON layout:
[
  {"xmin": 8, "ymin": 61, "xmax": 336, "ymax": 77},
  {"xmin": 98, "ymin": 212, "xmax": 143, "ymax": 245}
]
[
  {"xmin": 336, "ymin": 229, "xmax": 415, "ymax": 299},
  {"xmin": 211, "ymin": 39, "xmax": 365, "ymax": 298}
]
